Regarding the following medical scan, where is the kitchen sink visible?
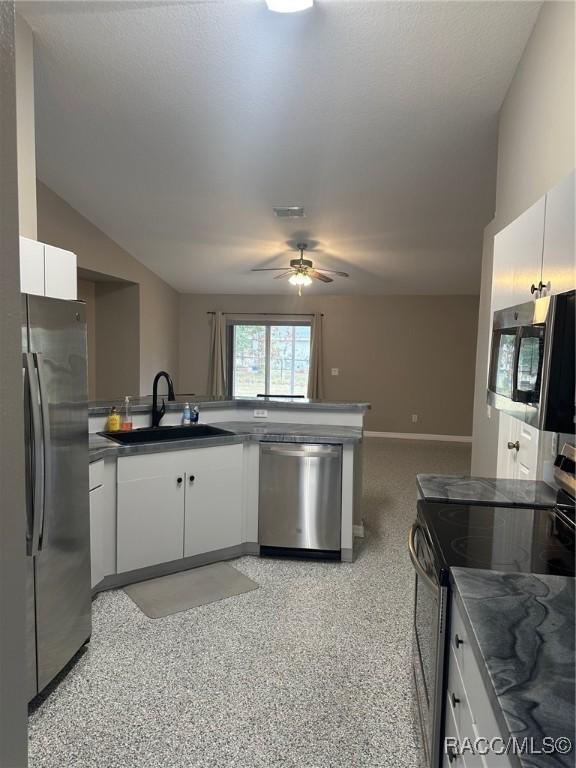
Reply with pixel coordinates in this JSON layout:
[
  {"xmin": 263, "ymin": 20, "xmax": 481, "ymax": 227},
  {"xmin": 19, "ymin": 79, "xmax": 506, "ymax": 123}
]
[{"xmin": 99, "ymin": 424, "xmax": 235, "ymax": 445}]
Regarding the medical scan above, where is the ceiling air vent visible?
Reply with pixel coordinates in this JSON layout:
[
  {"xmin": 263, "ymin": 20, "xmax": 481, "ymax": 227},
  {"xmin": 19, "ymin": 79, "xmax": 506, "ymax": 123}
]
[{"xmin": 273, "ymin": 206, "xmax": 305, "ymax": 218}]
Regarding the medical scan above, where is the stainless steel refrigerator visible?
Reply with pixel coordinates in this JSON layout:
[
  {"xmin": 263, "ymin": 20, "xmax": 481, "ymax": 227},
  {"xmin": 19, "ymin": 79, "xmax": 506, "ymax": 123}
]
[{"xmin": 22, "ymin": 294, "xmax": 92, "ymax": 701}]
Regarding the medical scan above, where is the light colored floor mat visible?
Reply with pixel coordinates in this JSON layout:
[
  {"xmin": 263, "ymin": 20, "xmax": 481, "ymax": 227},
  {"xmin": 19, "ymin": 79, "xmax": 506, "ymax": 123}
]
[{"xmin": 123, "ymin": 563, "xmax": 259, "ymax": 618}]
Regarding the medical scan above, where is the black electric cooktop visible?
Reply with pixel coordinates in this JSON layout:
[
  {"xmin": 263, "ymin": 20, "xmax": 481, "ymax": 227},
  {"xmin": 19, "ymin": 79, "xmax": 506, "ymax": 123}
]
[{"xmin": 418, "ymin": 500, "xmax": 575, "ymax": 577}]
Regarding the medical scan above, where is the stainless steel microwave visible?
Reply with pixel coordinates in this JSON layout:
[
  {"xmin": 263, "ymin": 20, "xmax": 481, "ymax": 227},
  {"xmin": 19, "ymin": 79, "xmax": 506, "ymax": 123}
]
[{"xmin": 488, "ymin": 290, "xmax": 575, "ymax": 433}]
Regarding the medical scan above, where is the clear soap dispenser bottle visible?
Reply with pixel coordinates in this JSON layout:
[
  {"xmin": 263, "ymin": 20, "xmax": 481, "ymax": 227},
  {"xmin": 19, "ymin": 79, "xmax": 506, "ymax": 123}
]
[{"xmin": 121, "ymin": 396, "xmax": 133, "ymax": 431}]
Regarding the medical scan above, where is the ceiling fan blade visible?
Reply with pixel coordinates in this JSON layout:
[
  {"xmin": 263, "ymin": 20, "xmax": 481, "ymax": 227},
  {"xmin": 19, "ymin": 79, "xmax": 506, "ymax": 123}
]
[
  {"xmin": 273, "ymin": 271, "xmax": 295, "ymax": 279},
  {"xmin": 251, "ymin": 267, "xmax": 292, "ymax": 272},
  {"xmin": 309, "ymin": 270, "xmax": 333, "ymax": 283},
  {"xmin": 315, "ymin": 269, "xmax": 349, "ymax": 277}
]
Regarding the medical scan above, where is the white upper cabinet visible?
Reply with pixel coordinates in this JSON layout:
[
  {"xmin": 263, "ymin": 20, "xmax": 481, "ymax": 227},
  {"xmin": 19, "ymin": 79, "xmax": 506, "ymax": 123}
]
[
  {"xmin": 44, "ymin": 244, "xmax": 77, "ymax": 300},
  {"xmin": 19, "ymin": 237, "xmax": 77, "ymax": 300},
  {"xmin": 492, "ymin": 196, "xmax": 545, "ymax": 311},
  {"xmin": 19, "ymin": 236, "xmax": 45, "ymax": 296},
  {"xmin": 541, "ymin": 170, "xmax": 575, "ymax": 297}
]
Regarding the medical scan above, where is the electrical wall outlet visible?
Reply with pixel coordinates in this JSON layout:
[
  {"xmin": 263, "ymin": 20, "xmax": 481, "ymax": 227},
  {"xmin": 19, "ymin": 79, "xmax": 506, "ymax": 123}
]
[
  {"xmin": 331, "ymin": 368, "xmax": 340, "ymax": 376},
  {"xmin": 254, "ymin": 409, "xmax": 268, "ymax": 418},
  {"xmin": 411, "ymin": 414, "xmax": 418, "ymax": 424}
]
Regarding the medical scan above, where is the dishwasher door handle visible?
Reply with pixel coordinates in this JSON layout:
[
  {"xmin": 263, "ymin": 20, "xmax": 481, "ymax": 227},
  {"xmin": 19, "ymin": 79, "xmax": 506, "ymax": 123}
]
[{"xmin": 261, "ymin": 444, "xmax": 341, "ymax": 458}]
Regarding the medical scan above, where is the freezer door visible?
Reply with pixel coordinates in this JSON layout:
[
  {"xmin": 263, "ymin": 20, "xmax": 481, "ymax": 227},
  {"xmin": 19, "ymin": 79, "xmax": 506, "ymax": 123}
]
[{"xmin": 26, "ymin": 296, "xmax": 91, "ymax": 692}]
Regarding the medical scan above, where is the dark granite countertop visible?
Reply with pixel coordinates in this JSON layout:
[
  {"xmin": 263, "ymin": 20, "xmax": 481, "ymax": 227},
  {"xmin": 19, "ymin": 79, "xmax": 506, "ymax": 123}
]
[
  {"xmin": 89, "ymin": 422, "xmax": 363, "ymax": 462},
  {"xmin": 417, "ymin": 474, "xmax": 561, "ymax": 509},
  {"xmin": 451, "ymin": 567, "xmax": 575, "ymax": 768},
  {"xmin": 88, "ymin": 395, "xmax": 370, "ymax": 417}
]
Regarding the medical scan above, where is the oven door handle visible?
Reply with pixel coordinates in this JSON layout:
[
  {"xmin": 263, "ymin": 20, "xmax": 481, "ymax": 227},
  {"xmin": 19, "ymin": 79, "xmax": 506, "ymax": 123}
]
[{"xmin": 408, "ymin": 523, "xmax": 438, "ymax": 591}]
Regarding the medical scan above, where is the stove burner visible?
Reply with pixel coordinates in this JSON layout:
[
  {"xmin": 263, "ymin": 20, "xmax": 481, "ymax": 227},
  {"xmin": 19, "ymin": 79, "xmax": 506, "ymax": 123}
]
[
  {"xmin": 437, "ymin": 507, "xmax": 505, "ymax": 531},
  {"xmin": 450, "ymin": 536, "xmax": 531, "ymax": 570}
]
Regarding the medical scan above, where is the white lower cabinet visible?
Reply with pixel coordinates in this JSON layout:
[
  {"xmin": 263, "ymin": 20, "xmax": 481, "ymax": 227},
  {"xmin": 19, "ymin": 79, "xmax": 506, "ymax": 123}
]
[
  {"xmin": 445, "ymin": 596, "xmax": 513, "ymax": 768},
  {"xmin": 89, "ymin": 487, "xmax": 104, "ymax": 588},
  {"xmin": 89, "ymin": 462, "xmax": 105, "ymax": 589},
  {"xmin": 184, "ymin": 445, "xmax": 243, "ymax": 557},
  {"xmin": 116, "ymin": 444, "xmax": 243, "ymax": 574},
  {"xmin": 117, "ymin": 473, "xmax": 185, "ymax": 573}
]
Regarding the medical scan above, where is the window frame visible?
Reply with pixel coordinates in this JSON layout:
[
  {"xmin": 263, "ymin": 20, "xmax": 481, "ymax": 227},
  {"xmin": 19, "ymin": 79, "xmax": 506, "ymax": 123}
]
[{"xmin": 226, "ymin": 318, "xmax": 312, "ymax": 398}]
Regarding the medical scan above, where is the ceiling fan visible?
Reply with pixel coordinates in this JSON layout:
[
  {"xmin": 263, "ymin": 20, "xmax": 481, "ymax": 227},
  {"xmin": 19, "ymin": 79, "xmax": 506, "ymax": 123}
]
[{"xmin": 252, "ymin": 243, "xmax": 349, "ymax": 295}]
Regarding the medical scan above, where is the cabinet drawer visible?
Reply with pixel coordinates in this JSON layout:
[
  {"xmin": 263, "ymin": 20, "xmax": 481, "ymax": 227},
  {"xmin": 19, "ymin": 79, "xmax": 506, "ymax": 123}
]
[
  {"xmin": 446, "ymin": 649, "xmax": 485, "ymax": 767},
  {"xmin": 450, "ymin": 599, "xmax": 513, "ymax": 768},
  {"xmin": 89, "ymin": 459, "xmax": 104, "ymax": 491}
]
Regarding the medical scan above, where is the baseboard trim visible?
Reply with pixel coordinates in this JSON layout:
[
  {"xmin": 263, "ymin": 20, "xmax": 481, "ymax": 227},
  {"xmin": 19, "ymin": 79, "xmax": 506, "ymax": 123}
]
[
  {"xmin": 364, "ymin": 431, "xmax": 472, "ymax": 443},
  {"xmin": 93, "ymin": 543, "xmax": 253, "ymax": 596}
]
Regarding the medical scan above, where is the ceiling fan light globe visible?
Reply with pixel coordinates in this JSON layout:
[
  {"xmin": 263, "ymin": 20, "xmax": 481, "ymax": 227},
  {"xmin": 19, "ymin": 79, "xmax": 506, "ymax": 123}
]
[{"xmin": 302, "ymin": 274, "xmax": 313, "ymax": 286}]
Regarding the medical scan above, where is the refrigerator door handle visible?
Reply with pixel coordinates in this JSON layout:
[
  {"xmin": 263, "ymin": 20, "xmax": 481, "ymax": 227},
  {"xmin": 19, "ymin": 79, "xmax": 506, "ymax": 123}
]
[
  {"xmin": 34, "ymin": 352, "xmax": 52, "ymax": 551},
  {"xmin": 24, "ymin": 352, "xmax": 44, "ymax": 556}
]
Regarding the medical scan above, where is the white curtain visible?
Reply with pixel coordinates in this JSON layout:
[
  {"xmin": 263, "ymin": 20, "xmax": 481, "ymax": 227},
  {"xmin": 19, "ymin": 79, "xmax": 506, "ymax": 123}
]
[
  {"xmin": 207, "ymin": 312, "xmax": 227, "ymax": 396},
  {"xmin": 307, "ymin": 313, "xmax": 324, "ymax": 399}
]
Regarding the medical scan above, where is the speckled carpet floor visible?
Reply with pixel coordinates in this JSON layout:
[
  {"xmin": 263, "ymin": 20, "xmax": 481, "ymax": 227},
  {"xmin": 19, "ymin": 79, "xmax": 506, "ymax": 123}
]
[{"xmin": 28, "ymin": 438, "xmax": 470, "ymax": 768}]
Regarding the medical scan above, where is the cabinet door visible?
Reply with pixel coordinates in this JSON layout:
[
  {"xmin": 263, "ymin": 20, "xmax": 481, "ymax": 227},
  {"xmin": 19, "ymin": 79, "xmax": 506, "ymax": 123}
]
[
  {"xmin": 492, "ymin": 197, "xmax": 545, "ymax": 310},
  {"xmin": 516, "ymin": 421, "xmax": 539, "ymax": 480},
  {"xmin": 496, "ymin": 413, "xmax": 519, "ymax": 479},
  {"xmin": 542, "ymin": 170, "xmax": 575, "ymax": 297},
  {"xmin": 19, "ymin": 237, "xmax": 45, "ymax": 296},
  {"xmin": 117, "ymin": 473, "xmax": 185, "ymax": 572},
  {"xmin": 184, "ymin": 445, "xmax": 243, "ymax": 557},
  {"xmin": 44, "ymin": 244, "xmax": 77, "ymax": 300},
  {"xmin": 89, "ymin": 485, "xmax": 105, "ymax": 588}
]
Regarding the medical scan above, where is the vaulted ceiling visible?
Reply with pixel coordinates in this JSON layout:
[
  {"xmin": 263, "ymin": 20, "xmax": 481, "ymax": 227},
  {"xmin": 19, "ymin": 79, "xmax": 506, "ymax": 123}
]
[{"xmin": 22, "ymin": 0, "xmax": 540, "ymax": 294}]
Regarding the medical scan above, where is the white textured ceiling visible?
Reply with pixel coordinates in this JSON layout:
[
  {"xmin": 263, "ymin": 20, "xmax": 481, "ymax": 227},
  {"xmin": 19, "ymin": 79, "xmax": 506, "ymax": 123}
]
[{"xmin": 22, "ymin": 0, "xmax": 540, "ymax": 294}]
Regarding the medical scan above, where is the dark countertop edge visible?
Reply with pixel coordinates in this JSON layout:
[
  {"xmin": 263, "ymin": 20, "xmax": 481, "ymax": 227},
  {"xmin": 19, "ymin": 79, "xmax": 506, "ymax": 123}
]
[
  {"xmin": 416, "ymin": 474, "xmax": 559, "ymax": 509},
  {"xmin": 449, "ymin": 568, "xmax": 575, "ymax": 768},
  {"xmin": 88, "ymin": 398, "xmax": 371, "ymax": 416},
  {"xmin": 89, "ymin": 429, "xmax": 363, "ymax": 462}
]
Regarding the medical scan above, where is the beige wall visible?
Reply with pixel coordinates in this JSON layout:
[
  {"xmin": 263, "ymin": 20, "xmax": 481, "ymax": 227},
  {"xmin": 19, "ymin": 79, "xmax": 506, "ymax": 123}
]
[
  {"xmin": 471, "ymin": 1, "xmax": 575, "ymax": 475},
  {"xmin": 37, "ymin": 182, "xmax": 179, "ymax": 396},
  {"xmin": 15, "ymin": 14, "xmax": 36, "ymax": 238},
  {"xmin": 95, "ymin": 281, "xmax": 140, "ymax": 400},
  {"xmin": 179, "ymin": 293, "xmax": 479, "ymax": 436}
]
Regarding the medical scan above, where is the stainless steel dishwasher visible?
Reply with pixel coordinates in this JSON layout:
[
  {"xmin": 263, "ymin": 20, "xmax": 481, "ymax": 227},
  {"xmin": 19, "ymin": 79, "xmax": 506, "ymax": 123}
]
[{"xmin": 258, "ymin": 443, "xmax": 342, "ymax": 557}]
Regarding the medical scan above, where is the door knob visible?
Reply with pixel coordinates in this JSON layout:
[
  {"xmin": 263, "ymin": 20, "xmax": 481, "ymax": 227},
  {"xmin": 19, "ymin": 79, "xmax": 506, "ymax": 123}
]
[
  {"xmin": 189, "ymin": 475, "xmax": 195, "ymax": 483},
  {"xmin": 507, "ymin": 441, "xmax": 520, "ymax": 451},
  {"xmin": 455, "ymin": 634, "xmax": 464, "ymax": 648},
  {"xmin": 451, "ymin": 692, "xmax": 460, "ymax": 708},
  {"xmin": 177, "ymin": 476, "xmax": 183, "ymax": 485},
  {"xmin": 530, "ymin": 283, "xmax": 539, "ymax": 295}
]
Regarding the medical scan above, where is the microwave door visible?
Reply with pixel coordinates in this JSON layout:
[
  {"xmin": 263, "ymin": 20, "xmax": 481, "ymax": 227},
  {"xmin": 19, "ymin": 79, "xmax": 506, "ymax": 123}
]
[{"xmin": 512, "ymin": 325, "xmax": 546, "ymax": 405}]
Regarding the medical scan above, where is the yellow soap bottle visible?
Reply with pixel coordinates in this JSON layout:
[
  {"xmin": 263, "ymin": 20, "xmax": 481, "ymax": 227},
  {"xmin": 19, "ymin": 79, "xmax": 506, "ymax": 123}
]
[{"xmin": 106, "ymin": 406, "xmax": 121, "ymax": 432}]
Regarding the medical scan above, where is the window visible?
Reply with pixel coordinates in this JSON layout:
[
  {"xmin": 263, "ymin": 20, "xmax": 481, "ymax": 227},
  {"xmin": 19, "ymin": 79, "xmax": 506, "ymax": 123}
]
[{"xmin": 229, "ymin": 322, "xmax": 311, "ymax": 398}]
